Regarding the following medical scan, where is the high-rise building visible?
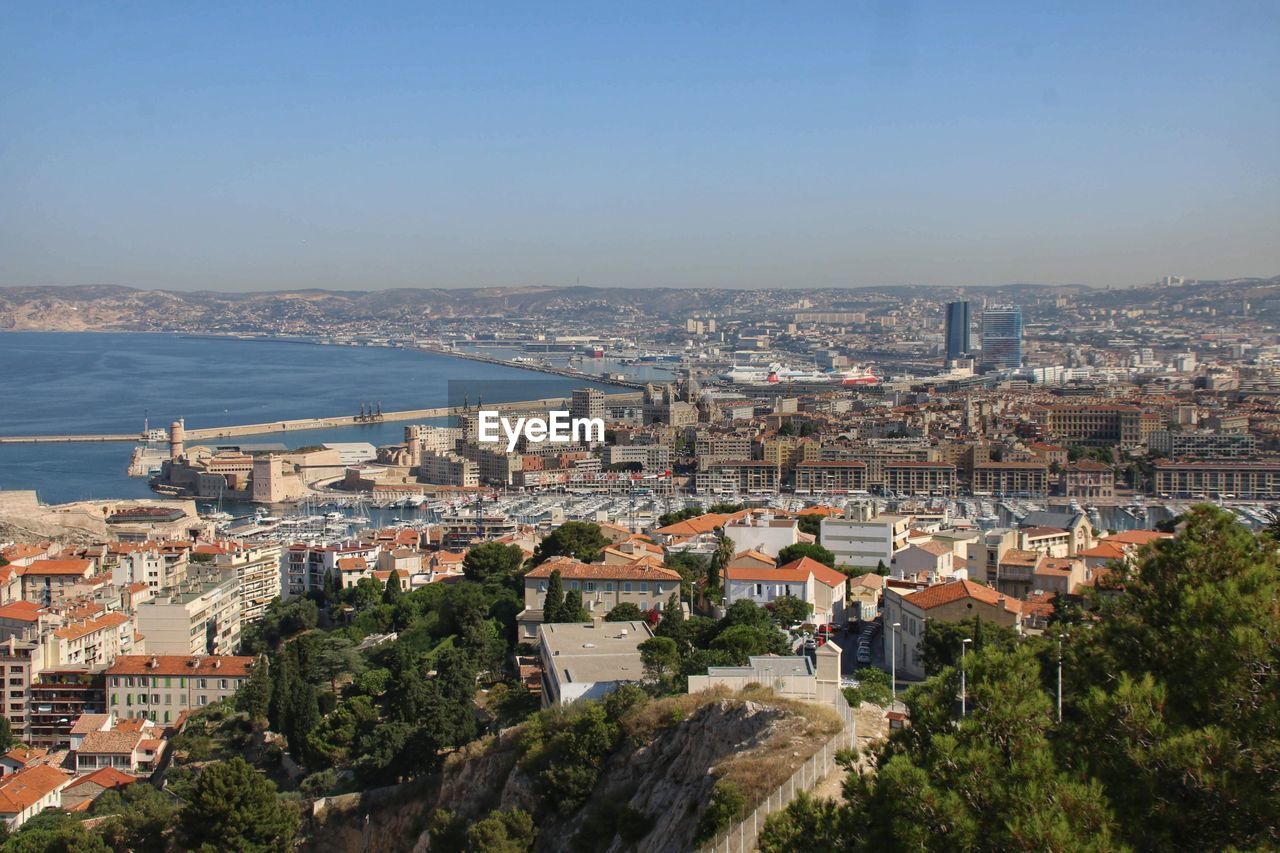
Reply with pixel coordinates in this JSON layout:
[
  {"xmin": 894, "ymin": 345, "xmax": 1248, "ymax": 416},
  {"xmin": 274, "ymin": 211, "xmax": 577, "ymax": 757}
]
[
  {"xmin": 981, "ymin": 305, "xmax": 1023, "ymax": 369},
  {"xmin": 944, "ymin": 301, "xmax": 971, "ymax": 361},
  {"xmin": 570, "ymin": 387, "xmax": 605, "ymax": 421}
]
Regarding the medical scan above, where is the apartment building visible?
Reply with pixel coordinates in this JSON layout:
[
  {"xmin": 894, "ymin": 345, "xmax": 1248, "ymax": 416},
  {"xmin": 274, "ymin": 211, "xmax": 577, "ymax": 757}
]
[
  {"xmin": 1153, "ymin": 460, "xmax": 1280, "ymax": 499},
  {"xmin": 884, "ymin": 461, "xmax": 958, "ymax": 496},
  {"xmin": 105, "ymin": 655, "xmax": 255, "ymax": 722},
  {"xmin": 418, "ymin": 451, "xmax": 480, "ymax": 488},
  {"xmin": 19, "ymin": 560, "xmax": 95, "ymax": 606},
  {"xmin": 28, "ymin": 669, "xmax": 106, "ymax": 750},
  {"xmin": 794, "ymin": 461, "xmax": 866, "ymax": 493},
  {"xmin": 283, "ymin": 541, "xmax": 381, "ymax": 598},
  {"xmin": 970, "ymin": 462, "xmax": 1050, "ymax": 496},
  {"xmin": 695, "ymin": 461, "xmax": 781, "ymax": 494},
  {"xmin": 603, "ymin": 444, "xmax": 671, "ymax": 472},
  {"xmin": 1147, "ymin": 430, "xmax": 1257, "ymax": 459},
  {"xmin": 0, "ymin": 637, "xmax": 45, "ymax": 740},
  {"xmin": 819, "ymin": 503, "xmax": 910, "ymax": 572},
  {"xmin": 721, "ymin": 514, "xmax": 800, "ymax": 558},
  {"xmin": 133, "ymin": 574, "xmax": 241, "ymax": 656},
  {"xmin": 518, "ymin": 557, "xmax": 681, "ymax": 642},
  {"xmin": 723, "ymin": 556, "xmax": 848, "ymax": 625},
  {"xmin": 209, "ymin": 542, "xmax": 282, "ymax": 628},
  {"xmin": 883, "ymin": 580, "xmax": 1022, "ymax": 679}
]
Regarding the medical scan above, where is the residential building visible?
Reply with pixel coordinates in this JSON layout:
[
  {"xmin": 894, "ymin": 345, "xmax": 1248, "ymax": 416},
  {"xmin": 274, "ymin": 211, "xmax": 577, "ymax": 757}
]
[
  {"xmin": 518, "ymin": 557, "xmax": 681, "ymax": 641},
  {"xmin": 883, "ymin": 579, "xmax": 1022, "ymax": 679},
  {"xmin": 1031, "ymin": 405, "xmax": 1143, "ymax": 448},
  {"xmin": 820, "ymin": 503, "xmax": 910, "ymax": 572},
  {"xmin": 970, "ymin": 462, "xmax": 1050, "ymax": 496},
  {"xmin": 1153, "ymin": 460, "xmax": 1280, "ymax": 499},
  {"xmin": 104, "ymin": 655, "xmax": 255, "ymax": 722},
  {"xmin": 133, "ymin": 574, "xmax": 241, "ymax": 656},
  {"xmin": 538, "ymin": 621, "xmax": 654, "ymax": 707},
  {"xmin": 884, "ymin": 461, "xmax": 958, "ymax": 496},
  {"xmin": 793, "ymin": 461, "xmax": 866, "ymax": 493},
  {"xmin": 19, "ymin": 560, "xmax": 95, "ymax": 605},
  {"xmin": 210, "ymin": 542, "xmax": 282, "ymax": 628},
  {"xmin": 28, "ymin": 670, "xmax": 106, "ymax": 750},
  {"xmin": 0, "ymin": 765, "xmax": 72, "ymax": 830},
  {"xmin": 695, "ymin": 461, "xmax": 781, "ymax": 494},
  {"xmin": 721, "ymin": 514, "xmax": 800, "ymax": 558},
  {"xmin": 1147, "ymin": 430, "xmax": 1256, "ymax": 459},
  {"xmin": 723, "ymin": 556, "xmax": 848, "ymax": 625}
]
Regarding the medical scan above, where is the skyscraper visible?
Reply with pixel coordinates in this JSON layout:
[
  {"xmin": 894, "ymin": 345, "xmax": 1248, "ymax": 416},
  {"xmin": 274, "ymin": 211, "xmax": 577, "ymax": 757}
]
[
  {"xmin": 981, "ymin": 305, "xmax": 1023, "ymax": 369},
  {"xmin": 944, "ymin": 301, "xmax": 971, "ymax": 361}
]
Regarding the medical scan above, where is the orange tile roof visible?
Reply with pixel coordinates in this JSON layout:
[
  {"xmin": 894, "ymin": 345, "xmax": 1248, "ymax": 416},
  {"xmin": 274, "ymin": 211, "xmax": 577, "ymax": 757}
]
[
  {"xmin": 70, "ymin": 714, "xmax": 110, "ymax": 735},
  {"xmin": 1080, "ymin": 542, "xmax": 1126, "ymax": 559},
  {"xmin": 776, "ymin": 556, "xmax": 848, "ymax": 588},
  {"xmin": 65, "ymin": 766, "xmax": 137, "ymax": 792},
  {"xmin": 904, "ymin": 579, "xmax": 1021, "ymax": 615},
  {"xmin": 1, "ymin": 746, "xmax": 46, "ymax": 765},
  {"xmin": 22, "ymin": 559, "xmax": 93, "ymax": 575},
  {"xmin": 652, "ymin": 510, "xmax": 749, "ymax": 536},
  {"xmin": 525, "ymin": 556, "xmax": 681, "ymax": 582},
  {"xmin": 0, "ymin": 765, "xmax": 71, "ymax": 814},
  {"xmin": 54, "ymin": 611, "xmax": 130, "ymax": 641},
  {"xmin": 1103, "ymin": 530, "xmax": 1173, "ymax": 546},
  {"xmin": 730, "ymin": 549, "xmax": 776, "ymax": 566},
  {"xmin": 105, "ymin": 655, "xmax": 255, "ymax": 678},
  {"xmin": 0, "ymin": 601, "xmax": 44, "ymax": 622}
]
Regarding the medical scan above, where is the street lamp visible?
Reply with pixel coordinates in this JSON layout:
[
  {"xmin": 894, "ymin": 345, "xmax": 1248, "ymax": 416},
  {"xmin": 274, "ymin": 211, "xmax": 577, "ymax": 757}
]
[
  {"xmin": 960, "ymin": 637, "xmax": 973, "ymax": 717},
  {"xmin": 891, "ymin": 621, "xmax": 902, "ymax": 705}
]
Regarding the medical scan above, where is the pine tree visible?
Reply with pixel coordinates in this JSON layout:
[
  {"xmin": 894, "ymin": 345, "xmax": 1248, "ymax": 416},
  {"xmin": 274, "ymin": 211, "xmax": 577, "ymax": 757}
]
[
  {"xmin": 235, "ymin": 656, "xmax": 271, "ymax": 723},
  {"xmin": 561, "ymin": 589, "xmax": 588, "ymax": 622},
  {"xmin": 179, "ymin": 757, "xmax": 299, "ymax": 851},
  {"xmin": 382, "ymin": 569, "xmax": 403, "ymax": 605}
]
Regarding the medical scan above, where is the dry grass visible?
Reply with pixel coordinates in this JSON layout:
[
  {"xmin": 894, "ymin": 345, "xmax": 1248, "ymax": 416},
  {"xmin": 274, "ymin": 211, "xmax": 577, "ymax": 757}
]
[
  {"xmin": 621, "ymin": 685, "xmax": 845, "ymax": 811},
  {"xmin": 622, "ymin": 685, "xmax": 735, "ymax": 743},
  {"xmin": 709, "ymin": 686, "xmax": 844, "ymax": 808}
]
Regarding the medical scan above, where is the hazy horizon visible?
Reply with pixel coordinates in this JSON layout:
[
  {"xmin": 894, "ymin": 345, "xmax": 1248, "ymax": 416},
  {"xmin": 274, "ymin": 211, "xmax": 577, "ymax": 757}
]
[{"xmin": 3, "ymin": 3, "xmax": 1278, "ymax": 293}]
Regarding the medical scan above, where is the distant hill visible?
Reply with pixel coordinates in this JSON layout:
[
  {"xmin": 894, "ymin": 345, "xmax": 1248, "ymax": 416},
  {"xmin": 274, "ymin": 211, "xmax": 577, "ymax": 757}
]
[{"xmin": 0, "ymin": 277, "xmax": 1276, "ymax": 331}]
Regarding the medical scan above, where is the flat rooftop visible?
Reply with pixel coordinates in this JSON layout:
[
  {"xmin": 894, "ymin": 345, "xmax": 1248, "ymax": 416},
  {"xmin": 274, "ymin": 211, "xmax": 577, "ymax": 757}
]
[{"xmin": 539, "ymin": 620, "xmax": 653, "ymax": 686}]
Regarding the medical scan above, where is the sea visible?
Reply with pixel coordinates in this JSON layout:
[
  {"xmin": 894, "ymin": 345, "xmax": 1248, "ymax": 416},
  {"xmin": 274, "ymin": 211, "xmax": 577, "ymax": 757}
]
[{"xmin": 0, "ymin": 332, "xmax": 673, "ymax": 505}]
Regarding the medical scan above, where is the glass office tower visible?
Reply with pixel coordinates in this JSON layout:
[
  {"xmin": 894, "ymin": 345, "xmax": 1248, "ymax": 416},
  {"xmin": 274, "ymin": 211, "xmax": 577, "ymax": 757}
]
[
  {"xmin": 981, "ymin": 305, "xmax": 1023, "ymax": 369},
  {"xmin": 944, "ymin": 301, "xmax": 971, "ymax": 361}
]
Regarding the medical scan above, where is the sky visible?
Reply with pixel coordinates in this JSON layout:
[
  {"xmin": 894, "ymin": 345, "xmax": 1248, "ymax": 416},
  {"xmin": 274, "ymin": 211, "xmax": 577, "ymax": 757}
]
[{"xmin": 1, "ymin": 2, "xmax": 1278, "ymax": 292}]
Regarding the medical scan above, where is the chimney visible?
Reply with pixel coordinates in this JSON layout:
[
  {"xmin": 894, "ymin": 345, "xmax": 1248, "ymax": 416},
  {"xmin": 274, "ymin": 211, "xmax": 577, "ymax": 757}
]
[{"xmin": 148, "ymin": 656, "xmax": 158, "ymax": 669}]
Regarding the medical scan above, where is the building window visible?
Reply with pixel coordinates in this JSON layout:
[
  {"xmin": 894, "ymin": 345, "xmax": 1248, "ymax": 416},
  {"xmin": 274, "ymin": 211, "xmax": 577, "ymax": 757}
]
[
  {"xmin": 198, "ymin": 696, "xmax": 207, "ymax": 706},
  {"xmin": 623, "ymin": 582, "xmax": 632, "ymax": 593},
  {"xmin": 604, "ymin": 582, "xmax": 614, "ymax": 592},
  {"xmin": 585, "ymin": 582, "xmax": 595, "ymax": 593},
  {"xmin": 639, "ymin": 582, "xmax": 649, "ymax": 594}
]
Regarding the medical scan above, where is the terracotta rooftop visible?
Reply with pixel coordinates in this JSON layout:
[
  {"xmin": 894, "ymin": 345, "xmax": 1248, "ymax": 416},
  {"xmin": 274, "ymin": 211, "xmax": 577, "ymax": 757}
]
[
  {"xmin": 0, "ymin": 601, "xmax": 44, "ymax": 623},
  {"xmin": 22, "ymin": 559, "xmax": 93, "ymax": 575},
  {"xmin": 0, "ymin": 765, "xmax": 71, "ymax": 813},
  {"xmin": 524, "ymin": 557, "xmax": 680, "ymax": 582},
  {"xmin": 105, "ymin": 655, "xmax": 255, "ymax": 678},
  {"xmin": 904, "ymin": 579, "xmax": 1021, "ymax": 615},
  {"xmin": 64, "ymin": 766, "xmax": 137, "ymax": 792},
  {"xmin": 776, "ymin": 556, "xmax": 848, "ymax": 588}
]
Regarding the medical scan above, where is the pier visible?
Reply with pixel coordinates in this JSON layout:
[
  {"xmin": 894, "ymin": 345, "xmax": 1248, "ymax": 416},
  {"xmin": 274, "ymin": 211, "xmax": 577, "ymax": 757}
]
[{"xmin": 0, "ymin": 392, "xmax": 642, "ymax": 445}]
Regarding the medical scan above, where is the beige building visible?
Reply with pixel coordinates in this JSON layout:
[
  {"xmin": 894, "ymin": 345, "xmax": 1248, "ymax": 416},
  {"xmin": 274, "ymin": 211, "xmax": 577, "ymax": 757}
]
[
  {"xmin": 105, "ymin": 655, "xmax": 255, "ymax": 722},
  {"xmin": 883, "ymin": 579, "xmax": 1022, "ymax": 679},
  {"xmin": 970, "ymin": 462, "xmax": 1050, "ymax": 496},
  {"xmin": 538, "ymin": 621, "xmax": 653, "ymax": 706},
  {"xmin": 884, "ymin": 462, "xmax": 958, "ymax": 497},
  {"xmin": 518, "ymin": 557, "xmax": 681, "ymax": 642},
  {"xmin": 133, "ymin": 574, "xmax": 241, "ymax": 656},
  {"xmin": 794, "ymin": 461, "xmax": 867, "ymax": 493},
  {"xmin": 1061, "ymin": 460, "xmax": 1115, "ymax": 499},
  {"xmin": 209, "ymin": 542, "xmax": 282, "ymax": 628}
]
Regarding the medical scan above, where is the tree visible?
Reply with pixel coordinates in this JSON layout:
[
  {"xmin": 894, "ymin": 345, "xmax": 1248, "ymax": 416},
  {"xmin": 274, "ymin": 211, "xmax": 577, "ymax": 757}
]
[
  {"xmin": 842, "ymin": 667, "xmax": 892, "ymax": 708},
  {"xmin": 605, "ymin": 602, "xmax": 643, "ymax": 621},
  {"xmin": 918, "ymin": 615, "xmax": 1018, "ymax": 676},
  {"xmin": 1065, "ymin": 505, "xmax": 1280, "ymax": 850},
  {"xmin": 542, "ymin": 569, "xmax": 566, "ymax": 624},
  {"xmin": 757, "ymin": 792, "xmax": 847, "ymax": 853},
  {"xmin": 638, "ymin": 636, "xmax": 680, "ymax": 683},
  {"xmin": 0, "ymin": 717, "xmax": 12, "ymax": 752},
  {"xmin": 532, "ymin": 521, "xmax": 609, "ymax": 564},
  {"xmin": 463, "ymin": 541, "xmax": 527, "ymax": 584},
  {"xmin": 561, "ymin": 589, "xmax": 589, "ymax": 623},
  {"xmin": 0, "ymin": 813, "xmax": 110, "ymax": 853},
  {"xmin": 92, "ymin": 781, "xmax": 180, "ymax": 853},
  {"xmin": 656, "ymin": 504, "xmax": 704, "ymax": 528},
  {"xmin": 312, "ymin": 635, "xmax": 366, "ymax": 695},
  {"xmin": 768, "ymin": 594, "xmax": 812, "ymax": 626},
  {"xmin": 467, "ymin": 808, "xmax": 536, "ymax": 852},
  {"xmin": 777, "ymin": 542, "xmax": 836, "ymax": 568},
  {"xmin": 707, "ymin": 533, "xmax": 734, "ymax": 596},
  {"xmin": 796, "ymin": 513, "xmax": 823, "ymax": 538},
  {"xmin": 785, "ymin": 646, "xmax": 1119, "ymax": 851},
  {"xmin": 235, "ymin": 656, "xmax": 271, "ymax": 722},
  {"xmin": 179, "ymin": 757, "xmax": 299, "ymax": 852},
  {"xmin": 382, "ymin": 569, "xmax": 404, "ymax": 606}
]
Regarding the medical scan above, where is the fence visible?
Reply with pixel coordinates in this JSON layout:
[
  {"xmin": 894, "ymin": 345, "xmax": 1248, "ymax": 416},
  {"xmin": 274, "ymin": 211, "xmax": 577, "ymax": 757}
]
[{"xmin": 702, "ymin": 689, "xmax": 857, "ymax": 853}]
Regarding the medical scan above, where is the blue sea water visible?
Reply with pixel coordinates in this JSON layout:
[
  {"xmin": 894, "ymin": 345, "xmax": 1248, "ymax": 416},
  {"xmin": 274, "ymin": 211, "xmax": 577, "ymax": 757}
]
[{"xmin": 0, "ymin": 332, "xmax": 622, "ymax": 504}]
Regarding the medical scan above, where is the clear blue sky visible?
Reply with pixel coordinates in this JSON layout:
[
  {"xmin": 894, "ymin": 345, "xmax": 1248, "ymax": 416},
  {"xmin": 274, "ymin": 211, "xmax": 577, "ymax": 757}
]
[{"xmin": 2, "ymin": 2, "xmax": 1277, "ymax": 291}]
